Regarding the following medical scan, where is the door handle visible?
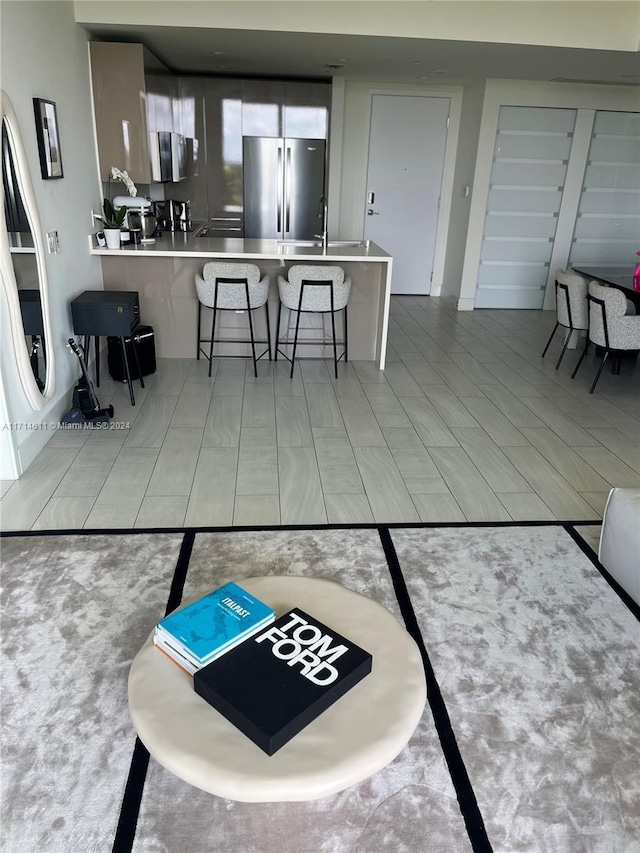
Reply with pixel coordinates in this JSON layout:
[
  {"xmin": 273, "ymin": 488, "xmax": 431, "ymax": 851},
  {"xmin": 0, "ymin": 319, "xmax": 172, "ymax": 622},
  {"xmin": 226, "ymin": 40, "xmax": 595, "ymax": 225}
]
[
  {"xmin": 277, "ymin": 143, "xmax": 283, "ymax": 233},
  {"xmin": 367, "ymin": 210, "xmax": 380, "ymax": 216},
  {"xmin": 285, "ymin": 145, "xmax": 291, "ymax": 234}
]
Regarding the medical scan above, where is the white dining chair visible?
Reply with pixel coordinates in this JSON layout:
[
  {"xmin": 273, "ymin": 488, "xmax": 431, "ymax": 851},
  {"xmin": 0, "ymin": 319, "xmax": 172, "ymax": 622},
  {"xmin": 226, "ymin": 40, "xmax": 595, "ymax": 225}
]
[
  {"xmin": 541, "ymin": 269, "xmax": 589, "ymax": 369},
  {"xmin": 571, "ymin": 281, "xmax": 640, "ymax": 393}
]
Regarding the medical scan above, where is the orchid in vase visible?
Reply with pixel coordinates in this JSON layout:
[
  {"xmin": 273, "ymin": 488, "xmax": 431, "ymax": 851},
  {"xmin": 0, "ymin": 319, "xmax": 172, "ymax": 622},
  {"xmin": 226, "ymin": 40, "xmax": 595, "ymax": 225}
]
[{"xmin": 110, "ymin": 167, "xmax": 137, "ymax": 197}]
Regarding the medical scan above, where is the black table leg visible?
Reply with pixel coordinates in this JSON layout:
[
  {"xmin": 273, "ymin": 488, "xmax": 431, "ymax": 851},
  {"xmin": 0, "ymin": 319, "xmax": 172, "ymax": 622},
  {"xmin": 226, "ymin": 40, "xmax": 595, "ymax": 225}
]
[
  {"xmin": 130, "ymin": 334, "xmax": 145, "ymax": 389},
  {"xmin": 120, "ymin": 336, "xmax": 136, "ymax": 406},
  {"xmin": 95, "ymin": 336, "xmax": 100, "ymax": 387}
]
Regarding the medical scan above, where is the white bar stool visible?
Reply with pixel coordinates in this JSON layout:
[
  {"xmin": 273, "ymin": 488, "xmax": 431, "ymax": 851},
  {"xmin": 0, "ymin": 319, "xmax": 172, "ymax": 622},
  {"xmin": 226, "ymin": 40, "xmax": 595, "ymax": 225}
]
[
  {"xmin": 275, "ymin": 264, "xmax": 351, "ymax": 378},
  {"xmin": 195, "ymin": 262, "xmax": 271, "ymax": 378}
]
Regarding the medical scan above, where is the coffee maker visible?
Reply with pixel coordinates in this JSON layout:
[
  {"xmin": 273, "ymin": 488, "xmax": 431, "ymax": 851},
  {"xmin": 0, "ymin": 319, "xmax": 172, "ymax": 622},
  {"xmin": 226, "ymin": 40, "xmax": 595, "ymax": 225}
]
[
  {"xmin": 152, "ymin": 201, "xmax": 169, "ymax": 232},
  {"xmin": 166, "ymin": 199, "xmax": 191, "ymax": 232}
]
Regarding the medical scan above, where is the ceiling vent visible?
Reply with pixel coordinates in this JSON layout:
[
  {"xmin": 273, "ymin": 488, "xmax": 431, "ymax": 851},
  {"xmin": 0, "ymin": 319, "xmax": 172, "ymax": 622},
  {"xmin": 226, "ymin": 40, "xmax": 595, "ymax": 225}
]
[{"xmin": 324, "ymin": 64, "xmax": 345, "ymax": 71}]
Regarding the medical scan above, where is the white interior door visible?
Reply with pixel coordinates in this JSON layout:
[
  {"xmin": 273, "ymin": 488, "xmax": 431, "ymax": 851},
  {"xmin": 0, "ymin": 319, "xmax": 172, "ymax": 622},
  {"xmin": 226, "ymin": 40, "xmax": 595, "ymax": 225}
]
[{"xmin": 364, "ymin": 95, "xmax": 450, "ymax": 294}]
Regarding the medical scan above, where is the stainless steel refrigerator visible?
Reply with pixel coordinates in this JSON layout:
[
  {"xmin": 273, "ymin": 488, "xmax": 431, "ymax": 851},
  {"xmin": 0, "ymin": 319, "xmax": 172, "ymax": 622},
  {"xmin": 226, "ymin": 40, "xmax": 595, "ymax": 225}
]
[{"xmin": 242, "ymin": 137, "xmax": 326, "ymax": 240}]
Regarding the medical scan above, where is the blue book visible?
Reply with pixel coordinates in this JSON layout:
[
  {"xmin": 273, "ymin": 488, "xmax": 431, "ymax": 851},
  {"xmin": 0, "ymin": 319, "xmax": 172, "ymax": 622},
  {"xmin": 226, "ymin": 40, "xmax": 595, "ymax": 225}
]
[{"xmin": 155, "ymin": 582, "xmax": 275, "ymax": 668}]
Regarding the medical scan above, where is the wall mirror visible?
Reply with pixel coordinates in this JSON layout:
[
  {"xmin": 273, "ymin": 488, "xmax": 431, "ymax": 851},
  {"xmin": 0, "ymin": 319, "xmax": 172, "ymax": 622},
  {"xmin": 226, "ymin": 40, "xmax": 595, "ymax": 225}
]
[{"xmin": 0, "ymin": 89, "xmax": 55, "ymax": 410}]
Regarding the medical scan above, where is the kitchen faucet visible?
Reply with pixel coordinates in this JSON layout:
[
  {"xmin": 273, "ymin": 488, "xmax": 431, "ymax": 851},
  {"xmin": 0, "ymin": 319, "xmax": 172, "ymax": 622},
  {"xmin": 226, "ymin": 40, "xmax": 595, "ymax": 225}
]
[{"xmin": 314, "ymin": 231, "xmax": 328, "ymax": 250}]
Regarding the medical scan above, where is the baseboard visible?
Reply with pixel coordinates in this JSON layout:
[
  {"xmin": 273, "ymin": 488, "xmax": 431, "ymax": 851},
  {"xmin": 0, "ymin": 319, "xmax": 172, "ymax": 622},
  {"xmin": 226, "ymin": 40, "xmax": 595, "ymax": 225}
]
[{"xmin": 16, "ymin": 376, "xmax": 78, "ymax": 474}]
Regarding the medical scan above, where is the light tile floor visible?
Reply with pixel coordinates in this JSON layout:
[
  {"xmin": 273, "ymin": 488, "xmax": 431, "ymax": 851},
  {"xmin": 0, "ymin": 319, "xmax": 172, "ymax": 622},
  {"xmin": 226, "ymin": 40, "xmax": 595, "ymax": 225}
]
[{"xmin": 1, "ymin": 297, "xmax": 638, "ymax": 531}]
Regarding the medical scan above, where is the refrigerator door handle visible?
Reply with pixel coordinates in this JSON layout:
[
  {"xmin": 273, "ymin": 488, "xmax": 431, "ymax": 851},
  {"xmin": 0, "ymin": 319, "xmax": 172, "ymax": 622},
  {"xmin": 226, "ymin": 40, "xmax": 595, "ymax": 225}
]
[
  {"xmin": 285, "ymin": 144, "xmax": 292, "ymax": 235},
  {"xmin": 276, "ymin": 141, "xmax": 284, "ymax": 234}
]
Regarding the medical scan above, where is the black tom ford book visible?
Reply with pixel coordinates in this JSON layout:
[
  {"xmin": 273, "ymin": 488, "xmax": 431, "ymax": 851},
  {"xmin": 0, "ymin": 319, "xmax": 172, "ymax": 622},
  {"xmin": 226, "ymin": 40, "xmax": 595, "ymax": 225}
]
[{"xmin": 193, "ymin": 608, "xmax": 372, "ymax": 755}]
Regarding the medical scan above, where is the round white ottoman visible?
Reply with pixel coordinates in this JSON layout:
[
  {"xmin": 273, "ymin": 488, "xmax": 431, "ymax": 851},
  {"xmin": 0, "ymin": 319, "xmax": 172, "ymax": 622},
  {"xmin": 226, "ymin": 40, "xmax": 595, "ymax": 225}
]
[{"xmin": 128, "ymin": 576, "xmax": 426, "ymax": 802}]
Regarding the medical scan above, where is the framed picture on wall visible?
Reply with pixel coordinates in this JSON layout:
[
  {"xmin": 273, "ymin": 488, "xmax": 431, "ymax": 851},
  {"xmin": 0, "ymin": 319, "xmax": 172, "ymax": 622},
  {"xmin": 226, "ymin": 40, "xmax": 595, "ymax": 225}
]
[{"xmin": 33, "ymin": 98, "xmax": 63, "ymax": 179}]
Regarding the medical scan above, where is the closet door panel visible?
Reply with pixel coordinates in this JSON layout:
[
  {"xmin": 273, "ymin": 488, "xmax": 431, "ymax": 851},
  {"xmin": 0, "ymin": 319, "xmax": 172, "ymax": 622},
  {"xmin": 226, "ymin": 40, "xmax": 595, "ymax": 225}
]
[{"xmin": 476, "ymin": 106, "xmax": 576, "ymax": 309}]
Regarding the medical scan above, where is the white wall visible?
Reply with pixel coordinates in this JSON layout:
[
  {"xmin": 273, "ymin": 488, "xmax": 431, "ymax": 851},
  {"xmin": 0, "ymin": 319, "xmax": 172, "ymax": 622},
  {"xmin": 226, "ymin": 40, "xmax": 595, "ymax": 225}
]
[
  {"xmin": 440, "ymin": 79, "xmax": 485, "ymax": 302},
  {"xmin": 458, "ymin": 79, "xmax": 640, "ymax": 310},
  {"xmin": 0, "ymin": 0, "xmax": 104, "ymax": 476}
]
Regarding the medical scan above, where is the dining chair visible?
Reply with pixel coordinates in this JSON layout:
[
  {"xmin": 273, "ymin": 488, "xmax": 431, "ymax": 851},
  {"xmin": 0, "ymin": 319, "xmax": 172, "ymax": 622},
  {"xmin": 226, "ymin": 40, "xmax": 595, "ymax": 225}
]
[
  {"xmin": 275, "ymin": 265, "xmax": 351, "ymax": 378},
  {"xmin": 571, "ymin": 281, "xmax": 640, "ymax": 393},
  {"xmin": 541, "ymin": 269, "xmax": 589, "ymax": 369},
  {"xmin": 195, "ymin": 262, "xmax": 271, "ymax": 378}
]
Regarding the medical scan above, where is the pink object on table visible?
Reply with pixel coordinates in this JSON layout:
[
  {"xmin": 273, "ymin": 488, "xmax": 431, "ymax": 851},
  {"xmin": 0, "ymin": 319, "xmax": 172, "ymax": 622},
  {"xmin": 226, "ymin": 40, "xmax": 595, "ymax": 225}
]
[{"xmin": 634, "ymin": 251, "xmax": 640, "ymax": 292}]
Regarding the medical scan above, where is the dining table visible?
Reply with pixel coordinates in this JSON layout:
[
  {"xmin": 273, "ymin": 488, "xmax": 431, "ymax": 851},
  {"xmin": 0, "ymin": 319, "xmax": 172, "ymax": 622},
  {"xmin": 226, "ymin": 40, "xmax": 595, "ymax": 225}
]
[{"xmin": 572, "ymin": 266, "xmax": 640, "ymax": 311}]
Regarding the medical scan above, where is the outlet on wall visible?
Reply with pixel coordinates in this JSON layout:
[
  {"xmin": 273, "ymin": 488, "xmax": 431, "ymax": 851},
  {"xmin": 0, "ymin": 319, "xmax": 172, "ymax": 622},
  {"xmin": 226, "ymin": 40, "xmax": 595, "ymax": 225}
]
[{"xmin": 46, "ymin": 231, "xmax": 60, "ymax": 253}]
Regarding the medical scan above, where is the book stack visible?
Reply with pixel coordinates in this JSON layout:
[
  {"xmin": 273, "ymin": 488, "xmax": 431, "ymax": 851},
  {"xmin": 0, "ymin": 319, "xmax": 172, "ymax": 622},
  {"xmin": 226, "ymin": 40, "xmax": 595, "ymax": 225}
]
[
  {"xmin": 154, "ymin": 582, "xmax": 276, "ymax": 675},
  {"xmin": 194, "ymin": 607, "xmax": 372, "ymax": 755},
  {"xmin": 155, "ymin": 581, "xmax": 373, "ymax": 756}
]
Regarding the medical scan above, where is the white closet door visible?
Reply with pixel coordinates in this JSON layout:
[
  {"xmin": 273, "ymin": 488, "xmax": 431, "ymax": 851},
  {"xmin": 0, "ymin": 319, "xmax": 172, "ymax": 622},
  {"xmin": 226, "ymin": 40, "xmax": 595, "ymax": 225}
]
[
  {"xmin": 475, "ymin": 106, "xmax": 576, "ymax": 309},
  {"xmin": 569, "ymin": 111, "xmax": 640, "ymax": 273}
]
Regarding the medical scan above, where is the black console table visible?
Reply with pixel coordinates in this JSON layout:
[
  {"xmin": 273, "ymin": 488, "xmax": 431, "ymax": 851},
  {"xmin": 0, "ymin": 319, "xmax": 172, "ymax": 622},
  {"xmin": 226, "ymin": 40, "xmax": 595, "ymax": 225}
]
[{"xmin": 70, "ymin": 290, "xmax": 143, "ymax": 405}]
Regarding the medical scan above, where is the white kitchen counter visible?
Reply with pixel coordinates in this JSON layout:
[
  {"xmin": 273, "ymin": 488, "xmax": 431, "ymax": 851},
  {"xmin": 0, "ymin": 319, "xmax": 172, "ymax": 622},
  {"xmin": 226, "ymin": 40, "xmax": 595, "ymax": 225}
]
[
  {"xmin": 91, "ymin": 234, "xmax": 393, "ymax": 367},
  {"xmin": 89, "ymin": 233, "xmax": 391, "ymax": 263}
]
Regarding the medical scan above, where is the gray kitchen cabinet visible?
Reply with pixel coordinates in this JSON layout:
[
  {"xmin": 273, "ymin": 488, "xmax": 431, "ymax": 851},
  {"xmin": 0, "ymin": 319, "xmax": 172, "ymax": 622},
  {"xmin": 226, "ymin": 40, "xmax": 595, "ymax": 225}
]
[
  {"xmin": 89, "ymin": 42, "xmax": 168, "ymax": 184},
  {"xmin": 241, "ymin": 80, "xmax": 330, "ymax": 139},
  {"xmin": 205, "ymin": 77, "xmax": 244, "ymax": 234},
  {"xmin": 147, "ymin": 72, "xmax": 186, "ymax": 183},
  {"xmin": 284, "ymin": 81, "xmax": 331, "ymax": 139},
  {"xmin": 241, "ymin": 79, "xmax": 285, "ymax": 137},
  {"xmin": 109, "ymin": 73, "xmax": 331, "ymax": 230},
  {"xmin": 146, "ymin": 73, "xmax": 180, "ymax": 135},
  {"xmin": 177, "ymin": 77, "xmax": 207, "ymax": 223}
]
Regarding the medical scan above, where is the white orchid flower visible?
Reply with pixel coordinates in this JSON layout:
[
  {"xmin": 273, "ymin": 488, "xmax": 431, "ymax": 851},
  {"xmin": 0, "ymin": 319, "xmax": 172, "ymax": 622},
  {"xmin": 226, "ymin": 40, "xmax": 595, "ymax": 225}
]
[{"xmin": 110, "ymin": 167, "xmax": 138, "ymax": 197}]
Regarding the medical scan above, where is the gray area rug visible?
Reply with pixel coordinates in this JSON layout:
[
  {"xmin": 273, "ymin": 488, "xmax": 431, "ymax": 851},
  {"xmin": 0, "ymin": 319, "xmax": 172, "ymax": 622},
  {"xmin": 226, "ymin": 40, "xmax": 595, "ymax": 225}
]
[{"xmin": 1, "ymin": 524, "xmax": 638, "ymax": 853}]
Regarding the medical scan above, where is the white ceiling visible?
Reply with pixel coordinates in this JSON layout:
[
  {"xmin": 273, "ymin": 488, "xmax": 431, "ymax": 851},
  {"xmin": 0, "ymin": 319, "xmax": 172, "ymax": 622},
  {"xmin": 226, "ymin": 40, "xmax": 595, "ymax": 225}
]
[{"xmin": 79, "ymin": 23, "xmax": 640, "ymax": 86}]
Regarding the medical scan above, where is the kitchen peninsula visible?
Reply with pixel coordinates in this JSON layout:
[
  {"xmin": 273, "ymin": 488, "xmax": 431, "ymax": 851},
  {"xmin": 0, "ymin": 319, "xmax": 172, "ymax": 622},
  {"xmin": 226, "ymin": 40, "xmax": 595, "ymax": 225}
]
[{"xmin": 90, "ymin": 235, "xmax": 393, "ymax": 367}]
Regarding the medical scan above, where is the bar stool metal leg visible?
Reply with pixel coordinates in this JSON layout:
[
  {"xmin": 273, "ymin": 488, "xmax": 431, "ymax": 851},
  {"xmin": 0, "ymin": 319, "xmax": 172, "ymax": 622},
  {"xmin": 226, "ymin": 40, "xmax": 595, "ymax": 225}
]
[
  {"xmin": 291, "ymin": 300, "xmax": 304, "ymax": 379},
  {"xmin": 208, "ymin": 305, "xmax": 217, "ymax": 378},
  {"xmin": 241, "ymin": 281, "xmax": 258, "ymax": 378},
  {"xmin": 196, "ymin": 301, "xmax": 202, "ymax": 360},
  {"xmin": 274, "ymin": 301, "xmax": 282, "ymax": 362},
  {"xmin": 247, "ymin": 311, "xmax": 258, "ymax": 378},
  {"xmin": 264, "ymin": 303, "xmax": 272, "ymax": 361},
  {"xmin": 344, "ymin": 305, "xmax": 348, "ymax": 363},
  {"xmin": 330, "ymin": 305, "xmax": 338, "ymax": 379}
]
